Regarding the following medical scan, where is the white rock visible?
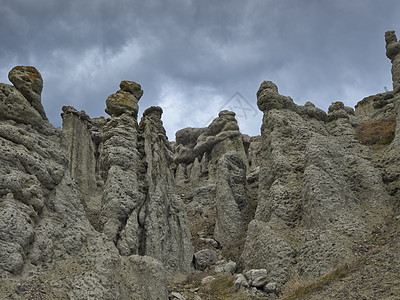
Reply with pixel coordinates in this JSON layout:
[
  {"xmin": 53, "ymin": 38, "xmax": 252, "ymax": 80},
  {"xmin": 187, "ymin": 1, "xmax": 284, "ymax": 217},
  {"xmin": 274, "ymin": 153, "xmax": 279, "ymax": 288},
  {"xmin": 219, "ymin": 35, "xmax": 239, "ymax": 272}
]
[
  {"xmin": 171, "ymin": 291, "xmax": 187, "ymax": 300},
  {"xmin": 234, "ymin": 274, "xmax": 249, "ymax": 290},
  {"xmin": 201, "ymin": 276, "xmax": 216, "ymax": 286}
]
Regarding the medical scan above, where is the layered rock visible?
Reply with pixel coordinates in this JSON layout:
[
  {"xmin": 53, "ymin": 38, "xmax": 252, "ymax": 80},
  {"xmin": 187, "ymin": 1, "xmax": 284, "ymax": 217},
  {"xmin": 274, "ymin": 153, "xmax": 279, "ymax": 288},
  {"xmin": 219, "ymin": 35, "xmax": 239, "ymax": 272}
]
[
  {"xmin": 174, "ymin": 110, "xmax": 255, "ymax": 259},
  {"xmin": 8, "ymin": 66, "xmax": 47, "ymax": 120},
  {"xmin": 60, "ymin": 82, "xmax": 194, "ymax": 274},
  {"xmin": 240, "ymin": 81, "xmax": 391, "ymax": 285},
  {"xmin": 61, "ymin": 106, "xmax": 103, "ymax": 229},
  {"xmin": 0, "ymin": 67, "xmax": 167, "ymax": 299},
  {"xmin": 134, "ymin": 106, "xmax": 193, "ymax": 274},
  {"xmin": 385, "ymin": 30, "xmax": 400, "ymax": 94}
]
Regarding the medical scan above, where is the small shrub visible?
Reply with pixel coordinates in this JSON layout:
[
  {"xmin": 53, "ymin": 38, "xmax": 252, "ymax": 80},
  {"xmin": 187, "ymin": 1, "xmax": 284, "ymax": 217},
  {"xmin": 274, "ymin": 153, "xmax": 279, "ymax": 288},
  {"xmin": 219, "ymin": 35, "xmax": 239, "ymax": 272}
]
[{"xmin": 356, "ymin": 119, "xmax": 396, "ymax": 145}]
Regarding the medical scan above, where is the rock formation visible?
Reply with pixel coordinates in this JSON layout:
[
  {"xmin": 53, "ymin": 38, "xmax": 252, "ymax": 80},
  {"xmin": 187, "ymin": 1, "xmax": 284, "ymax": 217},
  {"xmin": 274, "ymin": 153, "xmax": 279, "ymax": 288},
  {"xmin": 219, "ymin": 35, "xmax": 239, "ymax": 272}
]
[
  {"xmin": 174, "ymin": 110, "xmax": 255, "ymax": 253},
  {"xmin": 1, "ymin": 30, "xmax": 400, "ymax": 299},
  {"xmin": 0, "ymin": 67, "xmax": 169, "ymax": 299},
  {"xmin": 240, "ymin": 80, "xmax": 391, "ymax": 284},
  {"xmin": 385, "ymin": 30, "xmax": 400, "ymax": 94},
  {"xmin": 0, "ymin": 67, "xmax": 193, "ymax": 299}
]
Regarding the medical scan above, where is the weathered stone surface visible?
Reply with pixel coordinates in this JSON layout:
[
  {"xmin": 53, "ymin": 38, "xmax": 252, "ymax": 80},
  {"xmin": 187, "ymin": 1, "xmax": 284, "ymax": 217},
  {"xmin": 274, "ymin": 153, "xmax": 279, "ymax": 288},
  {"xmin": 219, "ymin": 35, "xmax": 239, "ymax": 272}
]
[
  {"xmin": 241, "ymin": 220, "xmax": 294, "ymax": 285},
  {"xmin": 119, "ymin": 80, "xmax": 143, "ymax": 99},
  {"xmin": 385, "ymin": 30, "xmax": 400, "ymax": 94},
  {"xmin": 2, "ymin": 30, "xmax": 400, "ymax": 299},
  {"xmin": 137, "ymin": 105, "xmax": 193, "ymax": 274},
  {"xmin": 100, "ymin": 102, "xmax": 193, "ymax": 274},
  {"xmin": 0, "ymin": 83, "xmax": 44, "ymax": 126},
  {"xmin": 257, "ymin": 81, "xmax": 297, "ymax": 112},
  {"xmin": 0, "ymin": 68, "xmax": 186, "ymax": 299},
  {"xmin": 214, "ymin": 152, "xmax": 248, "ymax": 247},
  {"xmin": 263, "ymin": 282, "xmax": 277, "ymax": 293},
  {"xmin": 194, "ymin": 249, "xmax": 218, "ymax": 270},
  {"xmin": 234, "ymin": 274, "xmax": 250, "ymax": 290},
  {"xmin": 241, "ymin": 79, "xmax": 391, "ymax": 287},
  {"xmin": 201, "ymin": 275, "xmax": 216, "ymax": 286},
  {"xmin": 8, "ymin": 66, "xmax": 47, "ymax": 120},
  {"xmin": 245, "ymin": 269, "xmax": 269, "ymax": 288},
  {"xmin": 105, "ymin": 81, "xmax": 142, "ymax": 117},
  {"xmin": 61, "ymin": 106, "xmax": 102, "ymax": 229},
  {"xmin": 355, "ymin": 92, "xmax": 395, "ymax": 122}
]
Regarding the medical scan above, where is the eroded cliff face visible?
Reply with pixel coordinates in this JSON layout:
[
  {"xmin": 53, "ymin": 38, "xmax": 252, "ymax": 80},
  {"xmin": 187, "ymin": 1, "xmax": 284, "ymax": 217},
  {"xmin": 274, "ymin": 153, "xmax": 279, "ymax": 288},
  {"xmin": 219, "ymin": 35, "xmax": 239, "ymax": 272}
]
[
  {"xmin": 1, "ymin": 30, "xmax": 400, "ymax": 300},
  {"xmin": 0, "ymin": 67, "xmax": 169, "ymax": 299},
  {"xmin": 61, "ymin": 82, "xmax": 193, "ymax": 275},
  {"xmin": 241, "ymin": 81, "xmax": 392, "ymax": 285},
  {"xmin": 173, "ymin": 110, "xmax": 257, "ymax": 257}
]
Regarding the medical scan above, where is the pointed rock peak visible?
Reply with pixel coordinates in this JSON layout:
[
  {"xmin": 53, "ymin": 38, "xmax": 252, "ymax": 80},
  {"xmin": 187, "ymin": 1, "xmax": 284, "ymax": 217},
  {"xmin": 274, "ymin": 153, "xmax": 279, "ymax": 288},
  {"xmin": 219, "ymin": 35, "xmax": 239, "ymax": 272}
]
[
  {"xmin": 257, "ymin": 81, "xmax": 279, "ymax": 97},
  {"xmin": 105, "ymin": 82, "xmax": 142, "ymax": 117},
  {"xmin": 218, "ymin": 110, "xmax": 236, "ymax": 118},
  {"xmin": 385, "ymin": 30, "xmax": 400, "ymax": 61},
  {"xmin": 8, "ymin": 65, "xmax": 47, "ymax": 119},
  {"xmin": 143, "ymin": 106, "xmax": 163, "ymax": 118},
  {"xmin": 256, "ymin": 80, "xmax": 295, "ymax": 112},
  {"xmin": 385, "ymin": 30, "xmax": 397, "ymax": 45},
  {"xmin": 120, "ymin": 80, "xmax": 143, "ymax": 99}
]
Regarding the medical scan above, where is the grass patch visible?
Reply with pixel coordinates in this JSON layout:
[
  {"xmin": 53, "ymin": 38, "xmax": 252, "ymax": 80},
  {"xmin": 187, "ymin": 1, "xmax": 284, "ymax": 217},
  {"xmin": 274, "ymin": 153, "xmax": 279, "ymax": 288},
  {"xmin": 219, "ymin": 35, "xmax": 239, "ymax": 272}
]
[
  {"xmin": 356, "ymin": 119, "xmax": 396, "ymax": 145},
  {"xmin": 281, "ymin": 246, "xmax": 380, "ymax": 299}
]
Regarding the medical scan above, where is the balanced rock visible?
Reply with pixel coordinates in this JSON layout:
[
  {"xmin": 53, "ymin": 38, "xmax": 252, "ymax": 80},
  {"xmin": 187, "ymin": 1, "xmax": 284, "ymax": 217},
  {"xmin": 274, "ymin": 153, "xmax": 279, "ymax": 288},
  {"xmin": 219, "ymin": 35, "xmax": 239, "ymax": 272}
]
[
  {"xmin": 105, "ymin": 81, "xmax": 142, "ymax": 117},
  {"xmin": 8, "ymin": 66, "xmax": 47, "ymax": 119},
  {"xmin": 119, "ymin": 80, "xmax": 143, "ymax": 99}
]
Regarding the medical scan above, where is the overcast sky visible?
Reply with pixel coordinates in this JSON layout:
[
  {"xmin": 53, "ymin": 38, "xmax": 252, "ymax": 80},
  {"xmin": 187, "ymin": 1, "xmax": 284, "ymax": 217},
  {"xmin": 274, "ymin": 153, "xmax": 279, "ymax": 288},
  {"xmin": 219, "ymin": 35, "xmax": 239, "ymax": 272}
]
[{"xmin": 1, "ymin": 0, "xmax": 399, "ymax": 139}]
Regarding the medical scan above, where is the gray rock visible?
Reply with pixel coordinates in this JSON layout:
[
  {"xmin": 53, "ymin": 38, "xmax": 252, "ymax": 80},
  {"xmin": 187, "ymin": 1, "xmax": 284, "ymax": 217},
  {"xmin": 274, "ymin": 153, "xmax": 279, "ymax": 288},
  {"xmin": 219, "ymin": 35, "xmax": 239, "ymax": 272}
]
[
  {"xmin": 263, "ymin": 282, "xmax": 277, "ymax": 293},
  {"xmin": 224, "ymin": 260, "xmax": 237, "ymax": 274},
  {"xmin": 170, "ymin": 291, "xmax": 187, "ymax": 300},
  {"xmin": 214, "ymin": 152, "xmax": 248, "ymax": 247},
  {"xmin": 8, "ymin": 66, "xmax": 47, "ymax": 120},
  {"xmin": 0, "ymin": 67, "xmax": 181, "ymax": 298},
  {"xmin": 242, "ymin": 78, "xmax": 390, "ymax": 288},
  {"xmin": 119, "ymin": 80, "xmax": 143, "ymax": 99},
  {"xmin": 199, "ymin": 237, "xmax": 220, "ymax": 249},
  {"xmin": 0, "ymin": 83, "xmax": 45, "ymax": 127},
  {"xmin": 194, "ymin": 249, "xmax": 218, "ymax": 270},
  {"xmin": 234, "ymin": 274, "xmax": 249, "ymax": 290},
  {"xmin": 256, "ymin": 81, "xmax": 296, "ymax": 112},
  {"xmin": 136, "ymin": 105, "xmax": 193, "ymax": 274},
  {"xmin": 201, "ymin": 275, "xmax": 216, "ymax": 285},
  {"xmin": 105, "ymin": 81, "xmax": 142, "ymax": 117},
  {"xmin": 385, "ymin": 30, "xmax": 400, "ymax": 94},
  {"xmin": 245, "ymin": 269, "xmax": 269, "ymax": 288},
  {"xmin": 61, "ymin": 106, "xmax": 101, "ymax": 229}
]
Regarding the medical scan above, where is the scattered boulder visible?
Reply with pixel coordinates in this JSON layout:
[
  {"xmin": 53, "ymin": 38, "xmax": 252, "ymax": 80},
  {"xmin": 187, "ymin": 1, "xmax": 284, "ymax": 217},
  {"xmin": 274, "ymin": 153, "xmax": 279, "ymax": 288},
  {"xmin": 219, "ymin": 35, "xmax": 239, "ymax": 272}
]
[
  {"xmin": 105, "ymin": 81, "xmax": 142, "ymax": 117},
  {"xmin": 201, "ymin": 275, "xmax": 216, "ymax": 286},
  {"xmin": 234, "ymin": 274, "xmax": 249, "ymax": 290},
  {"xmin": 194, "ymin": 249, "xmax": 218, "ymax": 271},
  {"xmin": 245, "ymin": 269, "xmax": 269, "ymax": 288},
  {"xmin": 263, "ymin": 282, "xmax": 277, "ymax": 293}
]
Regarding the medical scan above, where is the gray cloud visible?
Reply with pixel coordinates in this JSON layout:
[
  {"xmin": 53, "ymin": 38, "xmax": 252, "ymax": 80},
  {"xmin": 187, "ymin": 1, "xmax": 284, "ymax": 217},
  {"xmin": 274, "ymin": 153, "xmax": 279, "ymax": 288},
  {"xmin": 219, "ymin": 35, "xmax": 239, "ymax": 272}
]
[{"xmin": 1, "ymin": 0, "xmax": 399, "ymax": 138}]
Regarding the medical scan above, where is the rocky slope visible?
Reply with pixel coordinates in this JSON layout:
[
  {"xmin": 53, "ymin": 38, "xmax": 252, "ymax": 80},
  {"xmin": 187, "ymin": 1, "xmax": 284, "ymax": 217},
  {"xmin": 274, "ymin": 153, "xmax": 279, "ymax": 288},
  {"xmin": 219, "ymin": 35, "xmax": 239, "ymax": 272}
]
[{"xmin": 0, "ymin": 31, "xmax": 399, "ymax": 300}]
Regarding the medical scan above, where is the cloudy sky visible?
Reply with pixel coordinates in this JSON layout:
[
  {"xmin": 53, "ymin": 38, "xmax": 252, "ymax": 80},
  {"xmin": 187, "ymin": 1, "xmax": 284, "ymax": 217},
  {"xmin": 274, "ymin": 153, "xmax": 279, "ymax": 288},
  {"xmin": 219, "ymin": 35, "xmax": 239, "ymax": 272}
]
[{"xmin": 1, "ymin": 0, "xmax": 399, "ymax": 139}]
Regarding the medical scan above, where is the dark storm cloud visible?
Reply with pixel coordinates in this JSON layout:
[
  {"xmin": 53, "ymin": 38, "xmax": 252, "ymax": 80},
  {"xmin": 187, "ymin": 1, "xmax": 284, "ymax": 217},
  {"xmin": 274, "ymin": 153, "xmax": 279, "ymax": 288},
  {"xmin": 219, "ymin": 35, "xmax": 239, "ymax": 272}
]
[{"xmin": 1, "ymin": 0, "xmax": 400, "ymax": 137}]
